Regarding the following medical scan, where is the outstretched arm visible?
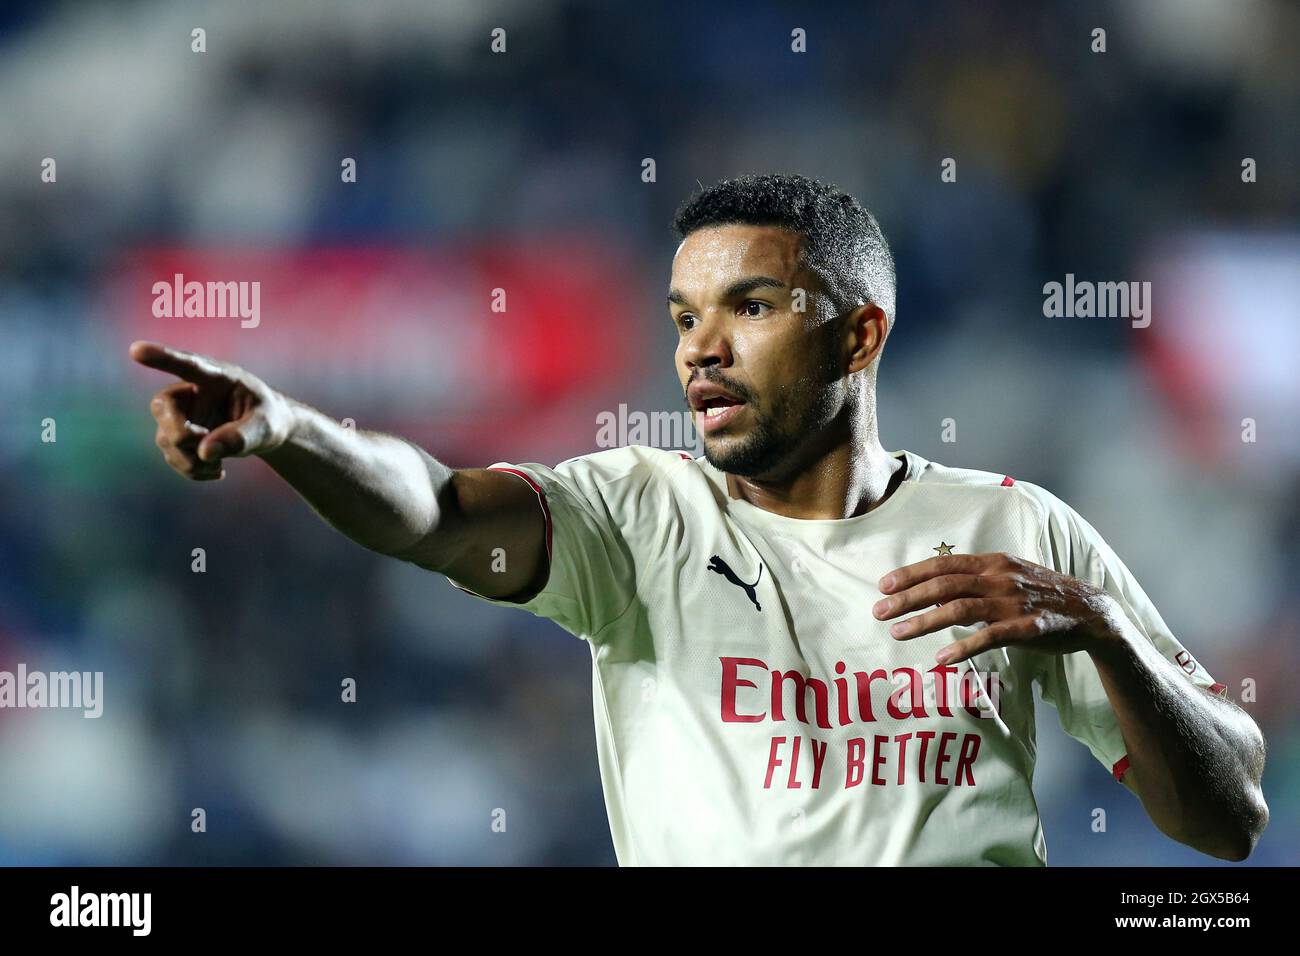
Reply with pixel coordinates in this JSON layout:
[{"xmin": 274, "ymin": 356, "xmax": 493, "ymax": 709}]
[{"xmin": 130, "ymin": 340, "xmax": 548, "ymax": 601}]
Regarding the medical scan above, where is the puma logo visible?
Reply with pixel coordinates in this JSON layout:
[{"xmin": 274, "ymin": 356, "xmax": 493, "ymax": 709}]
[{"xmin": 707, "ymin": 555, "xmax": 763, "ymax": 612}]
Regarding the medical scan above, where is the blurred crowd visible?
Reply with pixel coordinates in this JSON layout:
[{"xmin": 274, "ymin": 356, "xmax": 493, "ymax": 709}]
[{"xmin": 0, "ymin": 0, "xmax": 1296, "ymax": 864}]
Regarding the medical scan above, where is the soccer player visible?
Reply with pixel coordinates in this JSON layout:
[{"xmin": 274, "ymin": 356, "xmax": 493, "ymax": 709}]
[{"xmin": 131, "ymin": 173, "xmax": 1268, "ymax": 866}]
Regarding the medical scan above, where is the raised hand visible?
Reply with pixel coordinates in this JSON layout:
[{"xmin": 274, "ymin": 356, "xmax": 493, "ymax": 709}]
[
  {"xmin": 873, "ymin": 552, "xmax": 1127, "ymax": 665},
  {"xmin": 129, "ymin": 340, "xmax": 296, "ymax": 480}
]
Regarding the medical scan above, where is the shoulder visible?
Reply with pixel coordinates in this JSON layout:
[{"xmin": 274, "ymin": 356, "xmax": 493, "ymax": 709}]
[
  {"xmin": 910, "ymin": 452, "xmax": 1018, "ymax": 490},
  {"xmin": 910, "ymin": 452, "xmax": 1102, "ymax": 574},
  {"xmin": 531, "ymin": 445, "xmax": 700, "ymax": 506},
  {"xmin": 908, "ymin": 451, "xmax": 1077, "ymax": 538},
  {"xmin": 553, "ymin": 444, "xmax": 696, "ymax": 482},
  {"xmin": 910, "ymin": 451, "xmax": 1040, "ymax": 504},
  {"xmin": 918, "ymin": 453, "xmax": 1114, "ymax": 580}
]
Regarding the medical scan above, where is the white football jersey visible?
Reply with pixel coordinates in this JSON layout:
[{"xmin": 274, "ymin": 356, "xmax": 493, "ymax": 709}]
[{"xmin": 445, "ymin": 446, "xmax": 1225, "ymax": 865}]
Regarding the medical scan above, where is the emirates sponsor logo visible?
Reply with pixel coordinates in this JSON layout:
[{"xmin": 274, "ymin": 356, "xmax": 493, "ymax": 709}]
[
  {"xmin": 719, "ymin": 656, "xmax": 1005, "ymax": 791},
  {"xmin": 720, "ymin": 656, "xmax": 1003, "ymax": 727}
]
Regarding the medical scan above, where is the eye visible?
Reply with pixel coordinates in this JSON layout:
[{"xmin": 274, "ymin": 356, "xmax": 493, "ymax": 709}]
[
  {"xmin": 740, "ymin": 300, "xmax": 771, "ymax": 317},
  {"xmin": 675, "ymin": 313, "xmax": 697, "ymax": 331}
]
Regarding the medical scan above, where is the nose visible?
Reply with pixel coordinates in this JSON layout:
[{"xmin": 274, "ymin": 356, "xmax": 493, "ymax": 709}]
[{"xmin": 680, "ymin": 310, "xmax": 732, "ymax": 373}]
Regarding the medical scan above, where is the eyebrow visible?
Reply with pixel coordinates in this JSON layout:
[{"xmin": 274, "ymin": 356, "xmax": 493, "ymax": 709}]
[{"xmin": 667, "ymin": 275, "xmax": 788, "ymax": 308}]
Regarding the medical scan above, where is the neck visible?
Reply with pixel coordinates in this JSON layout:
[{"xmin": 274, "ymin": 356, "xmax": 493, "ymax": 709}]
[{"xmin": 724, "ymin": 412, "xmax": 903, "ymax": 520}]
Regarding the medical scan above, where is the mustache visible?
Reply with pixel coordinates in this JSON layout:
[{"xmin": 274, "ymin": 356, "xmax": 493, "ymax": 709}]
[{"xmin": 684, "ymin": 373, "xmax": 751, "ymax": 405}]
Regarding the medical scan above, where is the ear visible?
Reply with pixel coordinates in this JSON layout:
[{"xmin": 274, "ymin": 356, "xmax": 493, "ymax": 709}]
[{"xmin": 846, "ymin": 303, "xmax": 889, "ymax": 374}]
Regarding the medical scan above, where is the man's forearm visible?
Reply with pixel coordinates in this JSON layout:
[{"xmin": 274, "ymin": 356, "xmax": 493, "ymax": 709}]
[
  {"xmin": 1088, "ymin": 627, "xmax": 1268, "ymax": 860},
  {"xmin": 258, "ymin": 399, "xmax": 455, "ymax": 561}
]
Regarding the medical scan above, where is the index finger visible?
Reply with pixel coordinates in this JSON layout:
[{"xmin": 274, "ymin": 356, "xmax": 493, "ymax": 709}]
[
  {"xmin": 129, "ymin": 340, "xmax": 231, "ymax": 383},
  {"xmin": 878, "ymin": 552, "xmax": 1003, "ymax": 594}
]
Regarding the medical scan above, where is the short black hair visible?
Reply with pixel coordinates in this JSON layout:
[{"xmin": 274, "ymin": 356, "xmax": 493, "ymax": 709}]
[{"xmin": 671, "ymin": 173, "xmax": 895, "ymax": 323}]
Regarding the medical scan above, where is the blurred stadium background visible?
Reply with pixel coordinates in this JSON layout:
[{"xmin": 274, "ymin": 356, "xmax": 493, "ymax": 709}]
[{"xmin": 0, "ymin": 0, "xmax": 1296, "ymax": 865}]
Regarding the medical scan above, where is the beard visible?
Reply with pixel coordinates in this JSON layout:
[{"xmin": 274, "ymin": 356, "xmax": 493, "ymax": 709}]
[
  {"xmin": 702, "ymin": 348, "xmax": 843, "ymax": 479},
  {"xmin": 702, "ymin": 393, "xmax": 801, "ymax": 478},
  {"xmin": 696, "ymin": 310, "xmax": 848, "ymax": 478}
]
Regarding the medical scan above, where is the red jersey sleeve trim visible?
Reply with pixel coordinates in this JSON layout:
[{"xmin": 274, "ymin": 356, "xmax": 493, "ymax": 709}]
[
  {"xmin": 487, "ymin": 466, "xmax": 553, "ymax": 561},
  {"xmin": 1111, "ymin": 683, "xmax": 1224, "ymax": 783},
  {"xmin": 445, "ymin": 465, "xmax": 552, "ymax": 601},
  {"xmin": 1112, "ymin": 755, "xmax": 1131, "ymax": 783},
  {"xmin": 1001, "ymin": 475, "xmax": 1015, "ymax": 487}
]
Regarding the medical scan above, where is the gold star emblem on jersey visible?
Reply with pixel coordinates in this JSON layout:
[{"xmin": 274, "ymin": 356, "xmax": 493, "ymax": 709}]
[{"xmin": 933, "ymin": 541, "xmax": 956, "ymax": 556}]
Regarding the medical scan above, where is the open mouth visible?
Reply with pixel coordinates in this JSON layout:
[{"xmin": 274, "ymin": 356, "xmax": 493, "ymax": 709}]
[{"xmin": 698, "ymin": 396, "xmax": 746, "ymax": 430}]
